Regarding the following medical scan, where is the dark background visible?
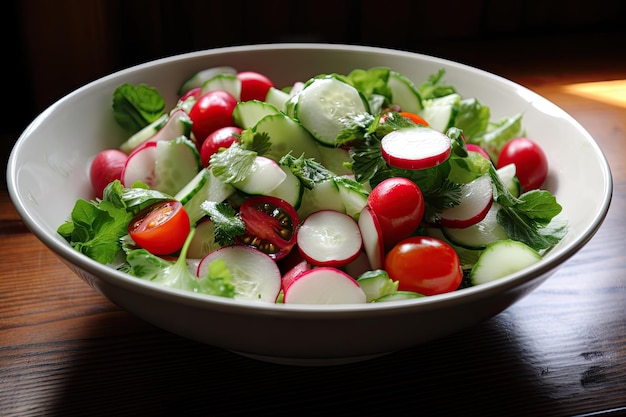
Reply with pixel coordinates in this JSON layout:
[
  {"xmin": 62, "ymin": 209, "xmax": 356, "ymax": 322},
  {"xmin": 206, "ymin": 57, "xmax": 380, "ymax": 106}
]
[{"xmin": 3, "ymin": 0, "xmax": 626, "ymax": 186}]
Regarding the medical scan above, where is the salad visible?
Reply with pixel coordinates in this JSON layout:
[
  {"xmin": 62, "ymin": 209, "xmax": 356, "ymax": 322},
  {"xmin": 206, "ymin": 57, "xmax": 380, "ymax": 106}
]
[{"xmin": 58, "ymin": 65, "xmax": 567, "ymax": 304}]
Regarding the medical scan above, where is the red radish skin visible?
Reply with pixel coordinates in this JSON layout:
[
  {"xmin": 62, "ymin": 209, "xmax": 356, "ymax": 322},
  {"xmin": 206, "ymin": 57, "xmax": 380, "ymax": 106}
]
[
  {"xmin": 90, "ymin": 149, "xmax": 128, "ymax": 198},
  {"xmin": 466, "ymin": 143, "xmax": 491, "ymax": 160},
  {"xmin": 282, "ymin": 267, "xmax": 367, "ymax": 304},
  {"xmin": 358, "ymin": 206, "xmax": 385, "ymax": 270},
  {"xmin": 297, "ymin": 210, "xmax": 363, "ymax": 267},
  {"xmin": 281, "ymin": 258, "xmax": 312, "ymax": 292},
  {"xmin": 439, "ymin": 175, "xmax": 493, "ymax": 228},
  {"xmin": 381, "ymin": 127, "xmax": 451, "ymax": 170},
  {"xmin": 121, "ymin": 141, "xmax": 157, "ymax": 188}
]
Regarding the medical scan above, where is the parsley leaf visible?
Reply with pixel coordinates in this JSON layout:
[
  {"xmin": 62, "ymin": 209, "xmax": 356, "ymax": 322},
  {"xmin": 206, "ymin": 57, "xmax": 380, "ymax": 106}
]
[
  {"xmin": 239, "ymin": 130, "xmax": 271, "ymax": 156},
  {"xmin": 200, "ymin": 201, "xmax": 246, "ymax": 246},
  {"xmin": 209, "ymin": 143, "xmax": 257, "ymax": 184},
  {"xmin": 280, "ymin": 153, "xmax": 335, "ymax": 189}
]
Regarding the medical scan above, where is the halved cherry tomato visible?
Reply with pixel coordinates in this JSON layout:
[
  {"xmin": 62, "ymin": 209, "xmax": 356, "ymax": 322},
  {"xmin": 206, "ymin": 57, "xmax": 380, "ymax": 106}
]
[
  {"xmin": 237, "ymin": 71, "xmax": 274, "ymax": 102},
  {"xmin": 200, "ymin": 126, "xmax": 242, "ymax": 167},
  {"xmin": 385, "ymin": 235, "xmax": 462, "ymax": 296},
  {"xmin": 496, "ymin": 137, "xmax": 548, "ymax": 191},
  {"xmin": 367, "ymin": 177, "xmax": 425, "ymax": 250},
  {"xmin": 399, "ymin": 111, "xmax": 429, "ymax": 126},
  {"xmin": 128, "ymin": 200, "xmax": 190, "ymax": 255},
  {"xmin": 188, "ymin": 90, "xmax": 237, "ymax": 147},
  {"xmin": 236, "ymin": 196, "xmax": 299, "ymax": 260}
]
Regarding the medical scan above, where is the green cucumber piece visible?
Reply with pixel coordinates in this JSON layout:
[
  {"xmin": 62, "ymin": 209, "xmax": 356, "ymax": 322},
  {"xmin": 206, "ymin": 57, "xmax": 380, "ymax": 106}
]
[
  {"xmin": 419, "ymin": 93, "xmax": 460, "ymax": 132},
  {"xmin": 232, "ymin": 100, "xmax": 281, "ymax": 130},
  {"xmin": 315, "ymin": 144, "xmax": 353, "ymax": 176},
  {"xmin": 297, "ymin": 179, "xmax": 345, "ymax": 220},
  {"xmin": 356, "ymin": 271, "xmax": 399, "ymax": 303},
  {"xmin": 201, "ymin": 73, "xmax": 241, "ymax": 100},
  {"xmin": 119, "ymin": 114, "xmax": 168, "ymax": 154},
  {"xmin": 265, "ymin": 87, "xmax": 290, "ymax": 112},
  {"xmin": 470, "ymin": 239, "xmax": 542, "ymax": 285},
  {"xmin": 178, "ymin": 66, "xmax": 237, "ymax": 96},
  {"xmin": 335, "ymin": 177, "xmax": 368, "ymax": 221},
  {"xmin": 152, "ymin": 136, "xmax": 202, "ymax": 197},
  {"xmin": 294, "ymin": 76, "xmax": 369, "ymax": 146},
  {"xmin": 252, "ymin": 113, "xmax": 323, "ymax": 162},
  {"xmin": 373, "ymin": 291, "xmax": 424, "ymax": 302},
  {"xmin": 266, "ymin": 165, "xmax": 303, "ymax": 209},
  {"xmin": 187, "ymin": 218, "xmax": 220, "ymax": 259},
  {"xmin": 177, "ymin": 168, "xmax": 235, "ymax": 224},
  {"xmin": 388, "ymin": 71, "xmax": 422, "ymax": 113}
]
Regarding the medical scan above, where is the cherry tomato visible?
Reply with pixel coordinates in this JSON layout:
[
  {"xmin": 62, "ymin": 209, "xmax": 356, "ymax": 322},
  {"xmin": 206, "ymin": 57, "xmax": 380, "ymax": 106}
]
[
  {"xmin": 237, "ymin": 71, "xmax": 274, "ymax": 102},
  {"xmin": 188, "ymin": 90, "xmax": 237, "ymax": 146},
  {"xmin": 236, "ymin": 196, "xmax": 299, "ymax": 260},
  {"xmin": 200, "ymin": 126, "xmax": 242, "ymax": 167},
  {"xmin": 385, "ymin": 236, "xmax": 462, "ymax": 296},
  {"xmin": 497, "ymin": 137, "xmax": 548, "ymax": 191},
  {"xmin": 367, "ymin": 177, "xmax": 425, "ymax": 250},
  {"xmin": 128, "ymin": 200, "xmax": 190, "ymax": 255},
  {"xmin": 399, "ymin": 111, "xmax": 429, "ymax": 126},
  {"xmin": 90, "ymin": 149, "xmax": 128, "ymax": 199}
]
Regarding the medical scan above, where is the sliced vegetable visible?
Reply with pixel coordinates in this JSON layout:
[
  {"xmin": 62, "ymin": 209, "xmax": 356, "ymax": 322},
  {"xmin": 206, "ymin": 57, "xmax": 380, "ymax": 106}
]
[
  {"xmin": 469, "ymin": 239, "xmax": 542, "ymax": 285},
  {"xmin": 438, "ymin": 174, "xmax": 493, "ymax": 229},
  {"xmin": 381, "ymin": 126, "xmax": 452, "ymax": 170},
  {"xmin": 282, "ymin": 267, "xmax": 367, "ymax": 304},
  {"xmin": 128, "ymin": 200, "xmax": 191, "ymax": 255}
]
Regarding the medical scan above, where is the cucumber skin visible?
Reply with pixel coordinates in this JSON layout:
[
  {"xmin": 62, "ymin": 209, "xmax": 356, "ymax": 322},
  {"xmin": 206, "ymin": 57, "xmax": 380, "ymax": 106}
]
[{"xmin": 469, "ymin": 239, "xmax": 541, "ymax": 285}]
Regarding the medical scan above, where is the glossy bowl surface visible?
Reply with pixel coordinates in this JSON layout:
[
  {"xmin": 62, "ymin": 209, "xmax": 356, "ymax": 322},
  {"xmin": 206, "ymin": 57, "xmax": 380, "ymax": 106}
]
[{"xmin": 7, "ymin": 44, "xmax": 612, "ymax": 365}]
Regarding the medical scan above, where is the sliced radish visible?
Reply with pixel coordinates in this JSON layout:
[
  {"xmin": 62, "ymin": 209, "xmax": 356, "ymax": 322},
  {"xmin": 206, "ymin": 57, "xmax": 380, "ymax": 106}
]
[
  {"xmin": 297, "ymin": 210, "xmax": 362, "ymax": 267},
  {"xmin": 381, "ymin": 126, "xmax": 451, "ymax": 170},
  {"xmin": 439, "ymin": 174, "xmax": 493, "ymax": 228},
  {"xmin": 357, "ymin": 206, "xmax": 385, "ymax": 270},
  {"xmin": 466, "ymin": 143, "xmax": 490, "ymax": 160},
  {"xmin": 282, "ymin": 267, "xmax": 367, "ymax": 304},
  {"xmin": 231, "ymin": 155, "xmax": 286, "ymax": 195},
  {"xmin": 281, "ymin": 257, "xmax": 312, "ymax": 292},
  {"xmin": 121, "ymin": 141, "xmax": 157, "ymax": 187},
  {"xmin": 196, "ymin": 245, "xmax": 281, "ymax": 303},
  {"xmin": 343, "ymin": 250, "xmax": 372, "ymax": 279}
]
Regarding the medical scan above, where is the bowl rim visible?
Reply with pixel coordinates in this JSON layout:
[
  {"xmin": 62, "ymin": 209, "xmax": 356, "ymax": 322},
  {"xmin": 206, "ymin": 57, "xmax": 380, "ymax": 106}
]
[{"xmin": 6, "ymin": 42, "xmax": 614, "ymax": 316}]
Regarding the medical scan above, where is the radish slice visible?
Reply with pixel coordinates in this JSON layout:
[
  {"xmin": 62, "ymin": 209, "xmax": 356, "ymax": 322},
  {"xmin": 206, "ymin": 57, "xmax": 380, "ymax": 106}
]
[
  {"xmin": 231, "ymin": 156, "xmax": 286, "ymax": 195},
  {"xmin": 121, "ymin": 141, "xmax": 157, "ymax": 187},
  {"xmin": 283, "ymin": 267, "xmax": 367, "ymax": 304},
  {"xmin": 344, "ymin": 250, "xmax": 372, "ymax": 279},
  {"xmin": 439, "ymin": 174, "xmax": 493, "ymax": 228},
  {"xmin": 297, "ymin": 210, "xmax": 362, "ymax": 267},
  {"xmin": 281, "ymin": 257, "xmax": 312, "ymax": 292},
  {"xmin": 381, "ymin": 126, "xmax": 451, "ymax": 170},
  {"xmin": 357, "ymin": 206, "xmax": 385, "ymax": 270},
  {"xmin": 196, "ymin": 245, "xmax": 281, "ymax": 302}
]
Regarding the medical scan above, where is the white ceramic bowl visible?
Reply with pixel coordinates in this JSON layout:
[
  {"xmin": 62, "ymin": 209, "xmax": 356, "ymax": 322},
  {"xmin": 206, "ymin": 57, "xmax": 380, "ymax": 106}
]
[{"xmin": 7, "ymin": 44, "xmax": 612, "ymax": 365}]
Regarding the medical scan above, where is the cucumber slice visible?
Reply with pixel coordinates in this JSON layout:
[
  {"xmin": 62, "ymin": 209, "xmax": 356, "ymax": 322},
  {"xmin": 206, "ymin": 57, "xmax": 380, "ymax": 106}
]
[
  {"xmin": 442, "ymin": 204, "xmax": 509, "ymax": 250},
  {"xmin": 373, "ymin": 291, "xmax": 424, "ymax": 302},
  {"xmin": 178, "ymin": 66, "xmax": 237, "ymax": 96},
  {"xmin": 120, "ymin": 109, "xmax": 192, "ymax": 154},
  {"xmin": 419, "ymin": 93, "xmax": 461, "ymax": 132},
  {"xmin": 297, "ymin": 179, "xmax": 344, "ymax": 220},
  {"xmin": 496, "ymin": 163, "xmax": 521, "ymax": 197},
  {"xmin": 119, "ymin": 114, "xmax": 169, "ymax": 154},
  {"xmin": 177, "ymin": 168, "xmax": 235, "ymax": 224},
  {"xmin": 315, "ymin": 144, "xmax": 352, "ymax": 176},
  {"xmin": 335, "ymin": 177, "xmax": 368, "ymax": 221},
  {"xmin": 187, "ymin": 218, "xmax": 220, "ymax": 260},
  {"xmin": 231, "ymin": 156, "xmax": 287, "ymax": 195},
  {"xmin": 266, "ymin": 165, "xmax": 303, "ymax": 209},
  {"xmin": 252, "ymin": 113, "xmax": 323, "ymax": 162},
  {"xmin": 470, "ymin": 239, "xmax": 542, "ymax": 285},
  {"xmin": 356, "ymin": 271, "xmax": 399, "ymax": 303},
  {"xmin": 201, "ymin": 73, "xmax": 241, "ymax": 100},
  {"xmin": 232, "ymin": 100, "xmax": 281, "ymax": 130},
  {"xmin": 388, "ymin": 71, "xmax": 422, "ymax": 113},
  {"xmin": 294, "ymin": 77, "xmax": 369, "ymax": 146},
  {"xmin": 265, "ymin": 87, "xmax": 290, "ymax": 112},
  {"xmin": 152, "ymin": 136, "xmax": 202, "ymax": 197}
]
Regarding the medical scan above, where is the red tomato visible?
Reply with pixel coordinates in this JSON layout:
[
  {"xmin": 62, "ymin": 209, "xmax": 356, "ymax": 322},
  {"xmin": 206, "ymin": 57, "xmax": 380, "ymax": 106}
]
[
  {"xmin": 497, "ymin": 137, "xmax": 548, "ymax": 191},
  {"xmin": 128, "ymin": 200, "xmax": 190, "ymax": 255},
  {"xmin": 90, "ymin": 149, "xmax": 128, "ymax": 199},
  {"xmin": 385, "ymin": 236, "xmax": 463, "ymax": 296},
  {"xmin": 367, "ymin": 177, "xmax": 425, "ymax": 250},
  {"xmin": 236, "ymin": 196, "xmax": 299, "ymax": 260},
  {"xmin": 237, "ymin": 71, "xmax": 274, "ymax": 102},
  {"xmin": 399, "ymin": 111, "xmax": 429, "ymax": 126},
  {"xmin": 200, "ymin": 126, "xmax": 242, "ymax": 167},
  {"xmin": 188, "ymin": 90, "xmax": 237, "ymax": 146}
]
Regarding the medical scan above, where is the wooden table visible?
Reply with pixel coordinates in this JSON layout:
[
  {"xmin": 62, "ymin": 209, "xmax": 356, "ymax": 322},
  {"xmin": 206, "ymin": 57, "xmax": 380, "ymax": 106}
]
[{"xmin": 2, "ymin": 39, "xmax": 625, "ymax": 416}]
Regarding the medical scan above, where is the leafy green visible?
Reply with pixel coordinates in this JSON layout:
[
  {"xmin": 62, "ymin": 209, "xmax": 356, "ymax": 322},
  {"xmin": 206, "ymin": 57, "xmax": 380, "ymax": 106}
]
[
  {"xmin": 473, "ymin": 113, "xmax": 525, "ymax": 161},
  {"xmin": 239, "ymin": 130, "xmax": 271, "ymax": 156},
  {"xmin": 209, "ymin": 143, "xmax": 257, "ymax": 183},
  {"xmin": 453, "ymin": 98, "xmax": 491, "ymax": 142},
  {"xmin": 200, "ymin": 201, "xmax": 246, "ymax": 246},
  {"xmin": 279, "ymin": 153, "xmax": 335, "ymax": 189},
  {"xmin": 489, "ymin": 165, "xmax": 566, "ymax": 251},
  {"xmin": 57, "ymin": 198, "xmax": 133, "ymax": 264},
  {"xmin": 418, "ymin": 69, "xmax": 456, "ymax": 100},
  {"xmin": 123, "ymin": 228, "xmax": 236, "ymax": 298},
  {"xmin": 112, "ymin": 83, "xmax": 166, "ymax": 134}
]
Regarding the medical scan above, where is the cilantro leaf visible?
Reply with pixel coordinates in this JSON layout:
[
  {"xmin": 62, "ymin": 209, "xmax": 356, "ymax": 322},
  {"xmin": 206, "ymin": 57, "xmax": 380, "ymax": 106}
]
[
  {"xmin": 279, "ymin": 153, "xmax": 335, "ymax": 189},
  {"xmin": 239, "ymin": 130, "xmax": 271, "ymax": 156},
  {"xmin": 209, "ymin": 143, "xmax": 257, "ymax": 184},
  {"xmin": 200, "ymin": 201, "xmax": 246, "ymax": 246}
]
